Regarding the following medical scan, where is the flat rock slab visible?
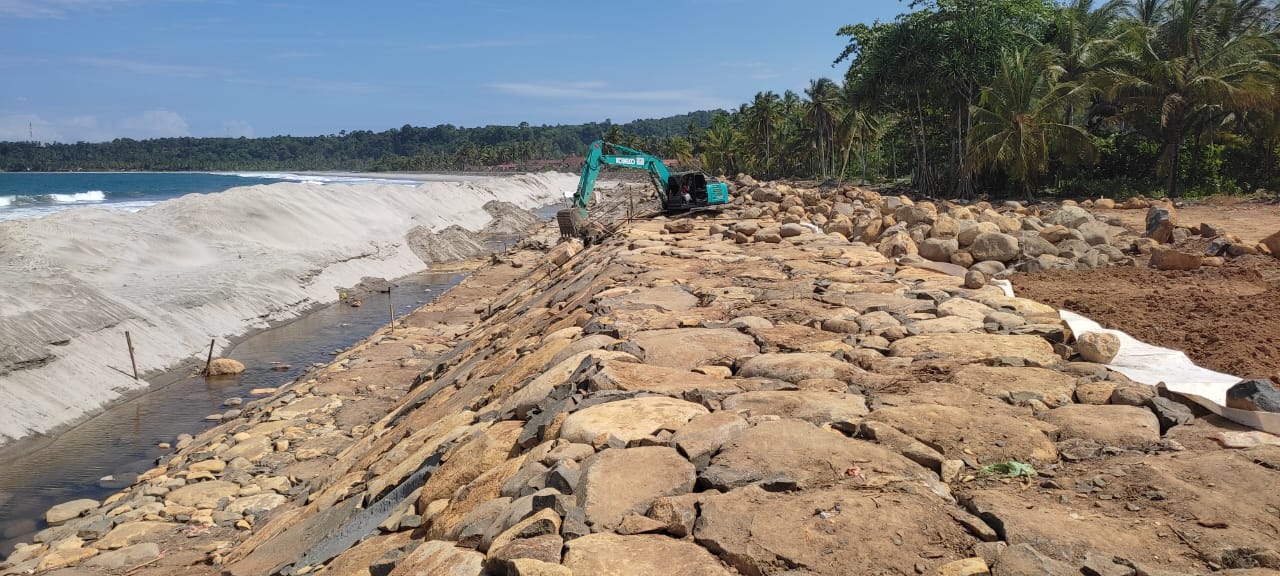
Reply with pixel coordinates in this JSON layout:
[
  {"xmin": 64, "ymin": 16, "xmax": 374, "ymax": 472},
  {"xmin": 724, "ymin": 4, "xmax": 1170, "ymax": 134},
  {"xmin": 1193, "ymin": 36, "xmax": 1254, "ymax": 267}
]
[
  {"xmin": 671, "ymin": 412, "xmax": 749, "ymax": 468},
  {"xmin": 702, "ymin": 418, "xmax": 943, "ymax": 493},
  {"xmin": 720, "ymin": 391, "xmax": 868, "ymax": 426},
  {"xmin": 83, "ymin": 542, "xmax": 160, "ymax": 569},
  {"xmin": 749, "ymin": 324, "xmax": 845, "ymax": 353},
  {"xmin": 1038, "ymin": 404, "xmax": 1161, "ymax": 447},
  {"xmin": 220, "ymin": 435, "xmax": 274, "ymax": 463},
  {"xmin": 45, "ymin": 498, "xmax": 99, "ymax": 526},
  {"xmin": 93, "ymin": 521, "xmax": 176, "ymax": 550},
  {"xmin": 865, "ymin": 404, "xmax": 1058, "ymax": 464},
  {"xmin": 972, "ymin": 294, "xmax": 1060, "ymax": 318},
  {"xmin": 694, "ymin": 485, "xmax": 974, "ymax": 575},
  {"xmin": 165, "ymin": 480, "xmax": 241, "ymax": 509},
  {"xmin": 889, "ymin": 334, "xmax": 1060, "ymax": 367},
  {"xmin": 588, "ymin": 360, "xmax": 749, "ymax": 396},
  {"xmin": 272, "ymin": 395, "xmax": 341, "ymax": 421},
  {"xmin": 736, "ymin": 353, "xmax": 863, "ymax": 383},
  {"xmin": 598, "ymin": 286, "xmax": 699, "ymax": 312},
  {"xmin": 563, "ymin": 533, "xmax": 732, "ymax": 576},
  {"xmin": 576, "ymin": 446, "xmax": 696, "ymax": 531},
  {"xmin": 224, "ymin": 493, "xmax": 287, "ymax": 516},
  {"xmin": 907, "ymin": 315, "xmax": 984, "ymax": 335},
  {"xmin": 629, "ymin": 328, "xmax": 760, "ymax": 370},
  {"xmin": 950, "ymin": 365, "xmax": 1078, "ymax": 407},
  {"xmin": 500, "ymin": 350, "xmax": 638, "ymax": 418},
  {"xmin": 560, "ymin": 396, "xmax": 709, "ymax": 445},
  {"xmin": 419, "ymin": 420, "xmax": 524, "ymax": 505},
  {"xmin": 818, "ymin": 292, "xmax": 932, "ymax": 315},
  {"xmin": 963, "ymin": 490, "xmax": 1201, "ymax": 573},
  {"xmin": 937, "ymin": 298, "xmax": 997, "ymax": 321}
]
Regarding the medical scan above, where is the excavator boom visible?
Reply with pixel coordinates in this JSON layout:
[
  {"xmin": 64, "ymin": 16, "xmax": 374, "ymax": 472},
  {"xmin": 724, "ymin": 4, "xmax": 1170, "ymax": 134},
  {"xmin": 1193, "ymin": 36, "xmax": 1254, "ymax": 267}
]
[{"xmin": 558, "ymin": 139, "xmax": 731, "ymax": 242}]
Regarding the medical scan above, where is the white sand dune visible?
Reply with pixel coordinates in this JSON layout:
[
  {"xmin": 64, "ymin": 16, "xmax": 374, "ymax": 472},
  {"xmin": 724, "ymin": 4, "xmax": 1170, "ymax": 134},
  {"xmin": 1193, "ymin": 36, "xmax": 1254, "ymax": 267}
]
[{"xmin": 0, "ymin": 172, "xmax": 576, "ymax": 445}]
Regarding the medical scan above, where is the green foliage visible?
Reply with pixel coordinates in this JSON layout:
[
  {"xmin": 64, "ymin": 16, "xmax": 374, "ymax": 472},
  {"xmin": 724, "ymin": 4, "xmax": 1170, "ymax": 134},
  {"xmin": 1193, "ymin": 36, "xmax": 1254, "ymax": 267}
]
[{"xmin": 0, "ymin": 112, "xmax": 717, "ymax": 172}]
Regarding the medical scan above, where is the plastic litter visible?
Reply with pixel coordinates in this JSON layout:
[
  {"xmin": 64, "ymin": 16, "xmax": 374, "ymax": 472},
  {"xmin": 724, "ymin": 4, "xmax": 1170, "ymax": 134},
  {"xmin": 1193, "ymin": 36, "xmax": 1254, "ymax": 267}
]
[{"xmin": 979, "ymin": 461, "xmax": 1037, "ymax": 478}]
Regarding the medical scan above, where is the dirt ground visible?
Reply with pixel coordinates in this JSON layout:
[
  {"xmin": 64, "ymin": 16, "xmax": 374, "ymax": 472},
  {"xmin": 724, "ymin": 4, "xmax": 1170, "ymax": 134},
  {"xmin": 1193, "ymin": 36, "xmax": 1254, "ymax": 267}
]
[
  {"xmin": 1095, "ymin": 196, "xmax": 1280, "ymax": 245},
  {"xmin": 1014, "ymin": 198, "xmax": 1280, "ymax": 381}
]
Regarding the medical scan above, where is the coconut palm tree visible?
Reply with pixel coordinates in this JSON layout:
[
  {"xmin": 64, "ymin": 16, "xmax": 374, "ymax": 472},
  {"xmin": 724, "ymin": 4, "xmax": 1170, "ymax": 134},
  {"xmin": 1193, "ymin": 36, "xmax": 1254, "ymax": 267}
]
[
  {"xmin": 746, "ymin": 91, "xmax": 782, "ymax": 177},
  {"xmin": 805, "ymin": 78, "xmax": 841, "ymax": 179},
  {"xmin": 966, "ymin": 47, "xmax": 1096, "ymax": 200},
  {"xmin": 1099, "ymin": 0, "xmax": 1280, "ymax": 197}
]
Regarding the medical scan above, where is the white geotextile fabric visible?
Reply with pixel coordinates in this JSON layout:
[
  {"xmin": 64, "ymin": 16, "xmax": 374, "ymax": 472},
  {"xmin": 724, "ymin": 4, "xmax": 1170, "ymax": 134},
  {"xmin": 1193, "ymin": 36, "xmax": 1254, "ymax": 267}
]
[{"xmin": 992, "ymin": 279, "xmax": 1280, "ymax": 434}]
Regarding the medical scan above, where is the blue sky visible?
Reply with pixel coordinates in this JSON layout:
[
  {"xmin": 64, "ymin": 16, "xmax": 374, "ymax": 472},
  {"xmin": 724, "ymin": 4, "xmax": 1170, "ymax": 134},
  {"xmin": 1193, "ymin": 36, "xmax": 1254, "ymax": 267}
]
[{"xmin": 0, "ymin": 0, "xmax": 904, "ymax": 142}]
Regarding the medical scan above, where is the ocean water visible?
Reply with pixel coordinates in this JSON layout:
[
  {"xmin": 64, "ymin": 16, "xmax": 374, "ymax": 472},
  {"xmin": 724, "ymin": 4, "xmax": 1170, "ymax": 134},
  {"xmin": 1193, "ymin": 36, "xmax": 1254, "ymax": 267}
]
[{"xmin": 0, "ymin": 172, "xmax": 420, "ymax": 221}]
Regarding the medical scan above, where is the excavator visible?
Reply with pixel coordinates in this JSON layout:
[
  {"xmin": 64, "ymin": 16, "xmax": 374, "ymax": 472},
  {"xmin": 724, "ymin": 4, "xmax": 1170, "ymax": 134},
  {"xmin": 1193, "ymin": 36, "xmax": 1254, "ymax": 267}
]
[{"xmin": 556, "ymin": 140, "xmax": 730, "ymax": 242}]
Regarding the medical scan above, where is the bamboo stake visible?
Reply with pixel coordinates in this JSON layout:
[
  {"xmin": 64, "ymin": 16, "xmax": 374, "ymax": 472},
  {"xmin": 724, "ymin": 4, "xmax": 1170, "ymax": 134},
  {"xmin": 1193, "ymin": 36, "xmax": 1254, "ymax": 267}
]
[
  {"xmin": 124, "ymin": 331, "xmax": 138, "ymax": 380},
  {"xmin": 202, "ymin": 339, "xmax": 215, "ymax": 376},
  {"xmin": 388, "ymin": 287, "xmax": 394, "ymax": 333}
]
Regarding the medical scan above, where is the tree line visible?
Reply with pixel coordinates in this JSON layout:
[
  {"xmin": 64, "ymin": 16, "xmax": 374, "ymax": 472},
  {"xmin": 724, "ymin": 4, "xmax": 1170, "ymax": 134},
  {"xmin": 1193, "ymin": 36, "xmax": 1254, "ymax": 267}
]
[
  {"xmin": 5, "ymin": 0, "xmax": 1277, "ymax": 200},
  {"xmin": 0, "ymin": 112, "xmax": 715, "ymax": 173},
  {"xmin": 693, "ymin": 0, "xmax": 1280, "ymax": 199}
]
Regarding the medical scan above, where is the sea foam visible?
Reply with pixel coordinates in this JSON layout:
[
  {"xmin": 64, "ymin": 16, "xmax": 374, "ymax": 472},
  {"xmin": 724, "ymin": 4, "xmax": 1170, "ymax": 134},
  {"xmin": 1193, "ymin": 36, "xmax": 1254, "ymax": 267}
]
[
  {"xmin": 49, "ymin": 190, "xmax": 107, "ymax": 203},
  {"xmin": 0, "ymin": 172, "xmax": 576, "ymax": 445}
]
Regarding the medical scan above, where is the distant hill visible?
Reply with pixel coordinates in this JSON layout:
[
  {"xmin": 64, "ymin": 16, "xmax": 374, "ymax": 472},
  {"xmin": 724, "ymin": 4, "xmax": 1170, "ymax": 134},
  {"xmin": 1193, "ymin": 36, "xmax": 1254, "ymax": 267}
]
[{"xmin": 0, "ymin": 111, "xmax": 720, "ymax": 172}]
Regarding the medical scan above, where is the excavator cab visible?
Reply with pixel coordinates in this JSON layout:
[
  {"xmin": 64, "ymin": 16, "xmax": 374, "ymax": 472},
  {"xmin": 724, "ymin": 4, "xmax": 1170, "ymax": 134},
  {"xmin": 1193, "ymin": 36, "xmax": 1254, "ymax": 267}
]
[{"xmin": 663, "ymin": 172, "xmax": 730, "ymax": 211}]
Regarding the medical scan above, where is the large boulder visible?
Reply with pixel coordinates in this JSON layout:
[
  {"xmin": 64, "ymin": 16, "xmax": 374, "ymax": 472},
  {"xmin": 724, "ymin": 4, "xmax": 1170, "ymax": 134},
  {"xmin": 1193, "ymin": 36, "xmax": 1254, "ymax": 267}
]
[
  {"xmin": 1077, "ymin": 221, "xmax": 1115, "ymax": 246},
  {"xmin": 969, "ymin": 232, "xmax": 1021, "ymax": 263},
  {"xmin": 1150, "ymin": 247, "xmax": 1202, "ymax": 271},
  {"xmin": 559, "ymin": 396, "xmax": 708, "ymax": 445},
  {"xmin": 45, "ymin": 499, "xmax": 99, "ymax": 526},
  {"xmin": 957, "ymin": 221, "xmax": 1002, "ymax": 247},
  {"xmin": 878, "ymin": 230, "xmax": 919, "ymax": 258},
  {"xmin": 920, "ymin": 238, "xmax": 960, "ymax": 263},
  {"xmin": 1145, "ymin": 203, "xmax": 1178, "ymax": 243},
  {"xmin": 1047, "ymin": 205, "xmax": 1094, "ymax": 229},
  {"xmin": 576, "ymin": 447, "xmax": 696, "ymax": 531},
  {"xmin": 207, "ymin": 358, "xmax": 246, "ymax": 376},
  {"xmin": 736, "ymin": 353, "xmax": 862, "ymax": 383},
  {"xmin": 1038, "ymin": 404, "xmax": 1161, "ymax": 447},
  {"xmin": 1076, "ymin": 332, "xmax": 1120, "ymax": 364}
]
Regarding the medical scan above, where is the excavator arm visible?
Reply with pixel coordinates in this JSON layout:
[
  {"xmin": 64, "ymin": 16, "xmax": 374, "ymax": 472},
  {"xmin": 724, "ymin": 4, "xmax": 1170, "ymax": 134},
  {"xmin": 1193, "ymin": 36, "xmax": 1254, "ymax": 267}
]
[{"xmin": 558, "ymin": 139, "xmax": 730, "ymax": 242}]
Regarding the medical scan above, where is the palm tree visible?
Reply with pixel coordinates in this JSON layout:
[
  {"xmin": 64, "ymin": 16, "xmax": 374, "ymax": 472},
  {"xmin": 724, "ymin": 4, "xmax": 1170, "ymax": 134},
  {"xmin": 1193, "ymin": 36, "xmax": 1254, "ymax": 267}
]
[
  {"xmin": 805, "ymin": 78, "xmax": 841, "ymax": 178},
  {"xmin": 966, "ymin": 47, "xmax": 1096, "ymax": 200},
  {"xmin": 746, "ymin": 91, "xmax": 782, "ymax": 177},
  {"xmin": 702, "ymin": 114, "xmax": 741, "ymax": 176},
  {"xmin": 667, "ymin": 135, "xmax": 694, "ymax": 168},
  {"xmin": 1099, "ymin": 0, "xmax": 1280, "ymax": 197}
]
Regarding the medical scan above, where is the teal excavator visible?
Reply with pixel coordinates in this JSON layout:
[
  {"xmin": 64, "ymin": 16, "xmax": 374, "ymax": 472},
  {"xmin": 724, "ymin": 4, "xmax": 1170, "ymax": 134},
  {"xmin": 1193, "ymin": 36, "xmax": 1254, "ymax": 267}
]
[{"xmin": 557, "ymin": 140, "xmax": 730, "ymax": 242}]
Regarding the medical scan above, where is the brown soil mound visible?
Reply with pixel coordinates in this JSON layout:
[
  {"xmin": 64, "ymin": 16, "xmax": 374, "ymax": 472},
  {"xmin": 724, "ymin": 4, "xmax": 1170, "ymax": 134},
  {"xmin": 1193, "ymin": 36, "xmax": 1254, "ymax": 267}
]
[{"xmin": 1011, "ymin": 255, "xmax": 1280, "ymax": 381}]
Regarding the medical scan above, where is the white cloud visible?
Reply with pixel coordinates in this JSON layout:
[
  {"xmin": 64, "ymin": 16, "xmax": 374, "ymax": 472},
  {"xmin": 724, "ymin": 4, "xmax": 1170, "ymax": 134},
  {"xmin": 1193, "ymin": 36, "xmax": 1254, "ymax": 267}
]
[
  {"xmin": 0, "ymin": 0, "xmax": 129, "ymax": 18},
  {"xmin": 0, "ymin": 111, "xmax": 194, "ymax": 142},
  {"xmin": 72, "ymin": 57, "xmax": 221, "ymax": 78},
  {"xmin": 221, "ymin": 119, "xmax": 253, "ymax": 138},
  {"xmin": 725, "ymin": 60, "xmax": 780, "ymax": 81},
  {"xmin": 0, "ymin": 114, "xmax": 57, "ymax": 141},
  {"xmin": 118, "ymin": 110, "xmax": 189, "ymax": 139},
  {"xmin": 487, "ymin": 81, "xmax": 733, "ymax": 110}
]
